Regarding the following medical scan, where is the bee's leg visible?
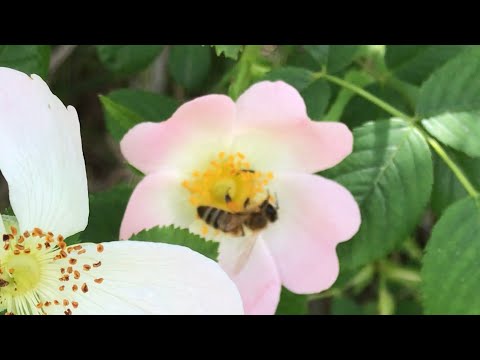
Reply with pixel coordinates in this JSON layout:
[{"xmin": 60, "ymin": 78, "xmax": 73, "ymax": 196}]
[
  {"xmin": 243, "ymin": 197, "xmax": 250, "ymax": 209},
  {"xmin": 240, "ymin": 225, "xmax": 245, "ymax": 237}
]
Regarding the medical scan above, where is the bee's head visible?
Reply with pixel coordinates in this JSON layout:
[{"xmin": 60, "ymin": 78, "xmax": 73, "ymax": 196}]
[{"xmin": 264, "ymin": 203, "xmax": 278, "ymax": 222}]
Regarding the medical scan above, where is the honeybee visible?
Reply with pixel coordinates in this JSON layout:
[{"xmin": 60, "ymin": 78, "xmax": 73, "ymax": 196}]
[
  {"xmin": 197, "ymin": 192, "xmax": 279, "ymax": 274},
  {"xmin": 197, "ymin": 195, "xmax": 278, "ymax": 237}
]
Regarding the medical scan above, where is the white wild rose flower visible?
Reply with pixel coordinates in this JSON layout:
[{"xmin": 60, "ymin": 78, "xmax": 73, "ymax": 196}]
[{"xmin": 0, "ymin": 67, "xmax": 243, "ymax": 315}]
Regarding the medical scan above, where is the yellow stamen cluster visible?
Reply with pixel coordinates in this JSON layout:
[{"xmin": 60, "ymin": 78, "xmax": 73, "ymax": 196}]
[
  {"xmin": 0, "ymin": 226, "xmax": 105, "ymax": 315},
  {"xmin": 182, "ymin": 152, "xmax": 274, "ymax": 214}
]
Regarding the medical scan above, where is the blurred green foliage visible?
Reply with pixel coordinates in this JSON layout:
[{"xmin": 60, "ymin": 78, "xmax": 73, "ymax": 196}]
[{"xmin": 3, "ymin": 44, "xmax": 480, "ymax": 315}]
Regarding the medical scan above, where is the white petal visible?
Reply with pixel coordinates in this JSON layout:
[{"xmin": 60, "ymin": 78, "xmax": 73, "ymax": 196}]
[
  {"xmin": 0, "ymin": 68, "xmax": 88, "ymax": 237},
  {"xmin": 0, "ymin": 214, "xmax": 5, "ymax": 235},
  {"xmin": 45, "ymin": 241, "xmax": 244, "ymax": 315}
]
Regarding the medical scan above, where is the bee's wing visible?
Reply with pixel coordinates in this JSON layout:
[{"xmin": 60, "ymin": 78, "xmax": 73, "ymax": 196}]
[{"xmin": 231, "ymin": 235, "xmax": 257, "ymax": 275}]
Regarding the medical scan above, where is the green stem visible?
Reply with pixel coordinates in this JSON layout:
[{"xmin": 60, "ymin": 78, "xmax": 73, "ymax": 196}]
[
  {"xmin": 315, "ymin": 72, "xmax": 413, "ymax": 121},
  {"xmin": 426, "ymin": 136, "xmax": 479, "ymax": 197},
  {"xmin": 317, "ymin": 72, "xmax": 479, "ymax": 198}
]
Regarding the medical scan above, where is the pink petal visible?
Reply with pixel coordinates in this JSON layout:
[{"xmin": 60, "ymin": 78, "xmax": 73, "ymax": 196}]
[
  {"xmin": 233, "ymin": 81, "xmax": 353, "ymax": 173},
  {"xmin": 218, "ymin": 236, "xmax": 281, "ymax": 315},
  {"xmin": 120, "ymin": 172, "xmax": 195, "ymax": 240},
  {"xmin": 120, "ymin": 95, "xmax": 236, "ymax": 174},
  {"xmin": 263, "ymin": 173, "xmax": 361, "ymax": 294},
  {"xmin": 236, "ymin": 81, "xmax": 308, "ymax": 127}
]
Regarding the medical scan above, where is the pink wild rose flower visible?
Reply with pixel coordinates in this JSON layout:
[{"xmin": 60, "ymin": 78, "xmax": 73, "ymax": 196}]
[{"xmin": 119, "ymin": 81, "xmax": 361, "ymax": 315}]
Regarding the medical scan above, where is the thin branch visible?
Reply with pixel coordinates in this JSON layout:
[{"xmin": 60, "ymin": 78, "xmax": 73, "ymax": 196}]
[{"xmin": 49, "ymin": 45, "xmax": 77, "ymax": 77}]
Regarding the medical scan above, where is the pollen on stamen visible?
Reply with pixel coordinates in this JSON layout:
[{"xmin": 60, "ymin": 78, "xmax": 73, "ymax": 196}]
[
  {"xmin": 10, "ymin": 226, "xmax": 17, "ymax": 236},
  {"xmin": 96, "ymin": 244, "xmax": 104, "ymax": 253},
  {"xmin": 32, "ymin": 228, "xmax": 43, "ymax": 237},
  {"xmin": 94, "ymin": 278, "xmax": 104, "ymax": 284},
  {"xmin": 72, "ymin": 301, "xmax": 79, "ymax": 309},
  {"xmin": 93, "ymin": 261, "xmax": 102, "ymax": 268},
  {"xmin": 16, "ymin": 243, "xmax": 26, "ymax": 250},
  {"xmin": 69, "ymin": 258, "xmax": 77, "ymax": 265},
  {"xmin": 81, "ymin": 283, "xmax": 89, "ymax": 293}
]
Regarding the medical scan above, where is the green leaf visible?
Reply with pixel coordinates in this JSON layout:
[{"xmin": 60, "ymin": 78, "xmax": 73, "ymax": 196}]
[
  {"xmin": 79, "ymin": 184, "xmax": 133, "ymax": 244},
  {"xmin": 342, "ymin": 83, "xmax": 412, "ymax": 128},
  {"xmin": 327, "ymin": 45, "xmax": 360, "ymax": 74},
  {"xmin": 287, "ymin": 46, "xmax": 321, "ymax": 71},
  {"xmin": 395, "ymin": 299, "xmax": 422, "ymax": 315},
  {"xmin": 378, "ymin": 278, "xmax": 395, "ymax": 315},
  {"xmin": 262, "ymin": 66, "xmax": 314, "ymax": 91},
  {"xmin": 0, "ymin": 45, "xmax": 50, "ymax": 78},
  {"xmin": 96, "ymin": 45, "xmax": 164, "ymax": 75},
  {"xmin": 331, "ymin": 297, "xmax": 364, "ymax": 315},
  {"xmin": 324, "ymin": 69, "xmax": 374, "ymax": 121},
  {"xmin": 275, "ymin": 288, "xmax": 309, "ymax": 315},
  {"xmin": 418, "ymin": 47, "xmax": 480, "ymax": 157},
  {"xmin": 212, "ymin": 45, "xmax": 243, "ymax": 60},
  {"xmin": 422, "ymin": 197, "xmax": 480, "ymax": 314},
  {"xmin": 131, "ymin": 225, "xmax": 219, "ymax": 261},
  {"xmin": 385, "ymin": 45, "xmax": 470, "ymax": 85},
  {"xmin": 431, "ymin": 148, "xmax": 480, "ymax": 216},
  {"xmin": 303, "ymin": 45, "xmax": 329, "ymax": 65},
  {"xmin": 100, "ymin": 89, "xmax": 179, "ymax": 141},
  {"xmin": 322, "ymin": 118, "xmax": 433, "ymax": 271},
  {"xmin": 300, "ymin": 79, "xmax": 331, "ymax": 120},
  {"xmin": 168, "ymin": 45, "xmax": 212, "ymax": 90},
  {"xmin": 65, "ymin": 232, "xmax": 81, "ymax": 246},
  {"xmin": 422, "ymin": 112, "xmax": 480, "ymax": 158},
  {"xmin": 288, "ymin": 45, "xmax": 359, "ymax": 73}
]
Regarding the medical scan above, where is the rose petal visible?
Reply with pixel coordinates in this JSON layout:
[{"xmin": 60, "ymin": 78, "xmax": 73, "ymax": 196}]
[
  {"xmin": 120, "ymin": 95, "xmax": 236, "ymax": 174},
  {"xmin": 218, "ymin": 236, "xmax": 281, "ymax": 315},
  {"xmin": 263, "ymin": 172, "xmax": 361, "ymax": 294},
  {"xmin": 0, "ymin": 68, "xmax": 88, "ymax": 238},
  {"xmin": 43, "ymin": 241, "xmax": 244, "ymax": 315},
  {"xmin": 232, "ymin": 81, "xmax": 353, "ymax": 173},
  {"xmin": 120, "ymin": 171, "xmax": 194, "ymax": 240}
]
